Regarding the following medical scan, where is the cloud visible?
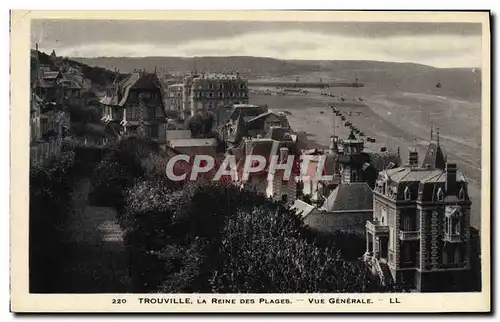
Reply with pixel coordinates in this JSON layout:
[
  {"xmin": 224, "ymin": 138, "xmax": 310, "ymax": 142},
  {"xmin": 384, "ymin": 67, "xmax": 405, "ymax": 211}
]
[{"xmin": 45, "ymin": 30, "xmax": 482, "ymax": 68}]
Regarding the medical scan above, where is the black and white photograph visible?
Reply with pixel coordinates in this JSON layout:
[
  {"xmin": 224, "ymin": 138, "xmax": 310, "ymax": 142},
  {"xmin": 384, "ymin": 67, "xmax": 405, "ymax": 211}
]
[{"xmin": 10, "ymin": 10, "xmax": 491, "ymax": 312}]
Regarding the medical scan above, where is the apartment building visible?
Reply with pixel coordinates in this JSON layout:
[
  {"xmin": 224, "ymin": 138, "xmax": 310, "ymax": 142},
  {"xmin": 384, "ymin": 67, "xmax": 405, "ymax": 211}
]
[
  {"xmin": 364, "ymin": 137, "xmax": 474, "ymax": 291},
  {"xmin": 178, "ymin": 72, "xmax": 249, "ymax": 120}
]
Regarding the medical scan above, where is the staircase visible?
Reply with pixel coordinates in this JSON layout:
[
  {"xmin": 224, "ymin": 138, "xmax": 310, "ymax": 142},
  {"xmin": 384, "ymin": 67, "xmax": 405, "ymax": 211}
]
[
  {"xmin": 373, "ymin": 259, "xmax": 393, "ymax": 286},
  {"xmin": 379, "ymin": 261, "xmax": 393, "ymax": 285}
]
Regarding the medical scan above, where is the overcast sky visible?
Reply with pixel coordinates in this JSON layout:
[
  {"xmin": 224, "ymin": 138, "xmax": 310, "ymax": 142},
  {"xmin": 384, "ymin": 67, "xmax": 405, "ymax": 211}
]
[{"xmin": 31, "ymin": 20, "xmax": 482, "ymax": 68}]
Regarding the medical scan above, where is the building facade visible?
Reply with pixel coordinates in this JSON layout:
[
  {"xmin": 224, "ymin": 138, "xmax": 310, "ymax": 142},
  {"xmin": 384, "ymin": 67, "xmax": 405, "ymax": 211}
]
[
  {"xmin": 229, "ymin": 136, "xmax": 300, "ymax": 206},
  {"xmin": 166, "ymin": 83, "xmax": 184, "ymax": 114},
  {"xmin": 178, "ymin": 73, "xmax": 249, "ymax": 120},
  {"xmin": 100, "ymin": 71, "xmax": 168, "ymax": 145},
  {"xmin": 365, "ymin": 140, "xmax": 473, "ymax": 291}
]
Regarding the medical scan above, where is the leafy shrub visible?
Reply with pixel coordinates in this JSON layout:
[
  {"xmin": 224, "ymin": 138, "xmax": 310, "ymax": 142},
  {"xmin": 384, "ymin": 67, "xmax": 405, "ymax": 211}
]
[
  {"xmin": 88, "ymin": 137, "xmax": 160, "ymax": 211},
  {"xmin": 121, "ymin": 181, "xmax": 389, "ymax": 293}
]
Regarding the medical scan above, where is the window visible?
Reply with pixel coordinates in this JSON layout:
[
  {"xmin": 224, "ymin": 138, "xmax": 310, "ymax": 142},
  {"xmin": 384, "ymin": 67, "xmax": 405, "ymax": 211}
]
[
  {"xmin": 454, "ymin": 247, "xmax": 461, "ymax": 264},
  {"xmin": 219, "ymin": 92, "xmax": 223, "ymax": 98},
  {"xmin": 452, "ymin": 218, "xmax": 460, "ymax": 234},
  {"xmin": 209, "ymin": 92, "xmax": 213, "ymax": 98},
  {"xmin": 148, "ymin": 107, "xmax": 156, "ymax": 120},
  {"xmin": 389, "ymin": 228, "xmax": 395, "ymax": 249},
  {"xmin": 442, "ymin": 247, "xmax": 448, "ymax": 264},
  {"xmin": 403, "ymin": 243, "xmax": 412, "ymax": 263},
  {"xmin": 150, "ymin": 124, "xmax": 159, "ymax": 139},
  {"xmin": 459, "ymin": 187, "xmax": 465, "ymax": 200},
  {"xmin": 437, "ymin": 187, "xmax": 444, "ymax": 201},
  {"xmin": 281, "ymin": 194, "xmax": 288, "ymax": 203},
  {"xmin": 404, "ymin": 186, "xmax": 411, "ymax": 200},
  {"xmin": 240, "ymin": 83, "xmax": 245, "ymax": 89}
]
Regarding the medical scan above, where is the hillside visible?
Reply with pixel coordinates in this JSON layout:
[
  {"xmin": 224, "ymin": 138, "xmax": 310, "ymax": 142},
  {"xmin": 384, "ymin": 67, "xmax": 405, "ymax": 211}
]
[
  {"xmin": 34, "ymin": 50, "xmax": 121, "ymax": 89},
  {"xmin": 71, "ymin": 56, "xmax": 481, "ymax": 102}
]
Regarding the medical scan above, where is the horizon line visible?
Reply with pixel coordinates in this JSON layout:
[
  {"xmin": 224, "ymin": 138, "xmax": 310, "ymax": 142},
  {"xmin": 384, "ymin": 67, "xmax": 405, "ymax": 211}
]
[{"xmin": 57, "ymin": 54, "xmax": 481, "ymax": 70}]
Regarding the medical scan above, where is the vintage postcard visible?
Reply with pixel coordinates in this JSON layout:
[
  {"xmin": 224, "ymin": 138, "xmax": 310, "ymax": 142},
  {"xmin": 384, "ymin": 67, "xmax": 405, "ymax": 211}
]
[{"xmin": 10, "ymin": 10, "xmax": 490, "ymax": 313}]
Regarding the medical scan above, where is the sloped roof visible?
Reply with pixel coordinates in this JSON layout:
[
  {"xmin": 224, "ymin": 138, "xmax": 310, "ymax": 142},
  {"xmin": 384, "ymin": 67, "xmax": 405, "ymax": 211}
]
[
  {"xmin": 41, "ymin": 71, "xmax": 61, "ymax": 80},
  {"xmin": 321, "ymin": 182, "xmax": 373, "ymax": 211},
  {"xmin": 169, "ymin": 138, "xmax": 217, "ymax": 148},
  {"xmin": 366, "ymin": 151, "xmax": 401, "ymax": 171},
  {"xmin": 291, "ymin": 199, "xmax": 317, "ymax": 219},
  {"xmin": 100, "ymin": 72, "xmax": 162, "ymax": 107},
  {"xmin": 246, "ymin": 111, "xmax": 280, "ymax": 123},
  {"xmin": 236, "ymin": 138, "xmax": 300, "ymax": 178},
  {"xmin": 34, "ymin": 79, "xmax": 56, "ymax": 88},
  {"xmin": 266, "ymin": 126, "xmax": 294, "ymax": 141},
  {"xmin": 421, "ymin": 141, "xmax": 446, "ymax": 169},
  {"xmin": 59, "ymin": 75, "xmax": 82, "ymax": 89},
  {"xmin": 166, "ymin": 130, "xmax": 192, "ymax": 140},
  {"xmin": 384, "ymin": 166, "xmax": 466, "ymax": 183},
  {"xmin": 301, "ymin": 153, "xmax": 337, "ymax": 183},
  {"xmin": 226, "ymin": 104, "xmax": 268, "ymax": 122}
]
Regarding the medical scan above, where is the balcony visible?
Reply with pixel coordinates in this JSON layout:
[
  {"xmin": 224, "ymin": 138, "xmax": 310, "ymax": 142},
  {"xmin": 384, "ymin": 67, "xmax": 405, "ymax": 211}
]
[
  {"xmin": 443, "ymin": 233, "xmax": 462, "ymax": 243},
  {"xmin": 366, "ymin": 220, "xmax": 389, "ymax": 234},
  {"xmin": 399, "ymin": 230, "xmax": 420, "ymax": 240}
]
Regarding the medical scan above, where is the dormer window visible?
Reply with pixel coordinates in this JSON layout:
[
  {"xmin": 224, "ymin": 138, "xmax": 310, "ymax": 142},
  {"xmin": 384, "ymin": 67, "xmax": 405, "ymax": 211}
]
[
  {"xmin": 458, "ymin": 187, "xmax": 465, "ymax": 200},
  {"xmin": 404, "ymin": 186, "xmax": 411, "ymax": 200},
  {"xmin": 437, "ymin": 187, "xmax": 444, "ymax": 201},
  {"xmin": 391, "ymin": 187, "xmax": 397, "ymax": 200}
]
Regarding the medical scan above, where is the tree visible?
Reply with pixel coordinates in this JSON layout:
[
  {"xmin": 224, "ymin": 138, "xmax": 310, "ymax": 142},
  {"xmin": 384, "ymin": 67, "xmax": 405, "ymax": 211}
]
[
  {"xmin": 120, "ymin": 180, "xmax": 390, "ymax": 293},
  {"xmin": 88, "ymin": 137, "xmax": 157, "ymax": 210},
  {"xmin": 29, "ymin": 151, "xmax": 76, "ymax": 292},
  {"xmin": 186, "ymin": 111, "xmax": 214, "ymax": 138}
]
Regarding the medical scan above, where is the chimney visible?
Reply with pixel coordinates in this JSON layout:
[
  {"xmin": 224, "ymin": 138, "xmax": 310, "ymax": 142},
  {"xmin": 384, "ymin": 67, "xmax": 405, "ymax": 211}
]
[
  {"xmin": 445, "ymin": 163, "xmax": 457, "ymax": 196},
  {"xmin": 244, "ymin": 138, "xmax": 252, "ymax": 156},
  {"xmin": 279, "ymin": 147, "xmax": 289, "ymax": 164},
  {"xmin": 409, "ymin": 149, "xmax": 419, "ymax": 167},
  {"xmin": 409, "ymin": 137, "xmax": 419, "ymax": 167},
  {"xmin": 329, "ymin": 136, "xmax": 338, "ymax": 153}
]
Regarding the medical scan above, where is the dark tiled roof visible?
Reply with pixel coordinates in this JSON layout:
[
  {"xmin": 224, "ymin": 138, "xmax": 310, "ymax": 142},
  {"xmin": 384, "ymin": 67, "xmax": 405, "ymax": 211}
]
[
  {"xmin": 236, "ymin": 138, "xmax": 300, "ymax": 178},
  {"xmin": 246, "ymin": 111, "xmax": 276, "ymax": 123},
  {"xmin": 35, "ymin": 79, "xmax": 56, "ymax": 88},
  {"xmin": 59, "ymin": 75, "xmax": 82, "ymax": 89},
  {"xmin": 266, "ymin": 126, "xmax": 294, "ymax": 141},
  {"xmin": 169, "ymin": 138, "xmax": 217, "ymax": 147},
  {"xmin": 100, "ymin": 72, "xmax": 162, "ymax": 107},
  {"xmin": 366, "ymin": 151, "xmax": 401, "ymax": 171},
  {"xmin": 383, "ymin": 166, "xmax": 465, "ymax": 184},
  {"xmin": 321, "ymin": 182, "xmax": 373, "ymax": 211},
  {"xmin": 166, "ymin": 130, "xmax": 192, "ymax": 140},
  {"xmin": 421, "ymin": 141, "xmax": 446, "ymax": 169}
]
